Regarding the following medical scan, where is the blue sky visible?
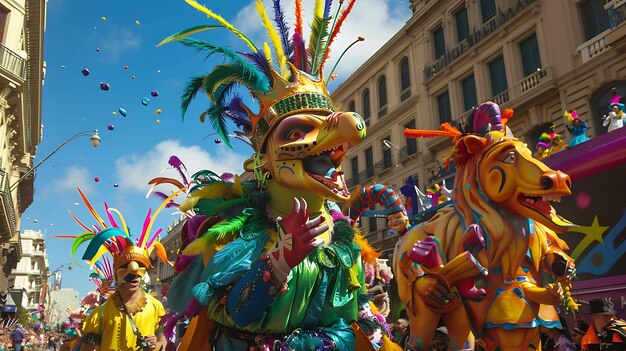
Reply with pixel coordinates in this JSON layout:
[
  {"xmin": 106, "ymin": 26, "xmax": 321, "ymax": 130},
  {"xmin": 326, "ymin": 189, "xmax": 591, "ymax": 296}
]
[{"xmin": 24, "ymin": 0, "xmax": 411, "ymax": 298}]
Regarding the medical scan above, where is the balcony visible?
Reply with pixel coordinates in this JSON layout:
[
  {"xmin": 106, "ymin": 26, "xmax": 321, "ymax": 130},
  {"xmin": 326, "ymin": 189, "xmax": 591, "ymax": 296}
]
[
  {"xmin": 606, "ymin": 2, "xmax": 626, "ymax": 52},
  {"xmin": 577, "ymin": 32, "xmax": 611, "ymax": 64},
  {"xmin": 359, "ymin": 169, "xmax": 375, "ymax": 183},
  {"xmin": 423, "ymin": 0, "xmax": 537, "ymax": 81},
  {"xmin": 398, "ymin": 144, "xmax": 418, "ymax": 163},
  {"xmin": 0, "ymin": 170, "xmax": 17, "ymax": 243},
  {"xmin": 374, "ymin": 159, "xmax": 393, "ymax": 175},
  {"xmin": 0, "ymin": 44, "xmax": 26, "ymax": 80}
]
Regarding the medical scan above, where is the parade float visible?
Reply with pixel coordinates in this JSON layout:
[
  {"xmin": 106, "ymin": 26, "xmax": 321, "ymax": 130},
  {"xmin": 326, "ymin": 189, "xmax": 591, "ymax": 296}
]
[{"xmin": 393, "ymin": 102, "xmax": 580, "ymax": 350}]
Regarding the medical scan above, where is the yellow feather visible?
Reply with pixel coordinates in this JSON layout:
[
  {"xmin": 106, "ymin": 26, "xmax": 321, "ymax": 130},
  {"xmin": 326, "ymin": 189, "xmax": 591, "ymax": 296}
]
[
  {"xmin": 232, "ymin": 175, "xmax": 243, "ymax": 197},
  {"xmin": 178, "ymin": 182, "xmax": 236, "ymax": 212},
  {"xmin": 185, "ymin": 0, "xmax": 257, "ymax": 53},
  {"xmin": 263, "ymin": 42, "xmax": 273, "ymax": 67},
  {"xmin": 314, "ymin": 0, "xmax": 323, "ymax": 18},
  {"xmin": 255, "ymin": 0, "xmax": 288, "ymax": 77}
]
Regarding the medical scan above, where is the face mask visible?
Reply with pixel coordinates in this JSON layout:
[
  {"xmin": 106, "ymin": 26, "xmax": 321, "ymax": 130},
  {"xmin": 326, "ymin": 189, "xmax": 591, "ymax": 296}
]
[{"xmin": 115, "ymin": 261, "xmax": 147, "ymax": 283}]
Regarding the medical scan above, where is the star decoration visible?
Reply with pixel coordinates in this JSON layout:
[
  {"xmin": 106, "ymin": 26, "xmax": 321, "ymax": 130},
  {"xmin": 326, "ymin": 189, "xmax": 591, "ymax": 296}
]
[{"xmin": 568, "ymin": 216, "xmax": 609, "ymax": 259}]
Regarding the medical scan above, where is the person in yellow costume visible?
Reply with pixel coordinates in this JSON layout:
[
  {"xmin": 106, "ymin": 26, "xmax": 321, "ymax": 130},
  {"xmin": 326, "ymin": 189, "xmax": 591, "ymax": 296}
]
[{"xmin": 64, "ymin": 189, "xmax": 174, "ymax": 351}]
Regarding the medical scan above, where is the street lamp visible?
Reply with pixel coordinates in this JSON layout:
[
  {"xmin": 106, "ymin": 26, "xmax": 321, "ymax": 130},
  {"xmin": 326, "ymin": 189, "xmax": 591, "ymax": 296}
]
[
  {"xmin": 382, "ymin": 139, "xmax": 417, "ymax": 163},
  {"xmin": 10, "ymin": 130, "xmax": 101, "ymax": 191}
]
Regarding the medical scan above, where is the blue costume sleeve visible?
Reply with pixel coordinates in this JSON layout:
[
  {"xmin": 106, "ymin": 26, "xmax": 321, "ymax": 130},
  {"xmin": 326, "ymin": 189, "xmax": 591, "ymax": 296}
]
[{"xmin": 226, "ymin": 260, "xmax": 277, "ymax": 326}]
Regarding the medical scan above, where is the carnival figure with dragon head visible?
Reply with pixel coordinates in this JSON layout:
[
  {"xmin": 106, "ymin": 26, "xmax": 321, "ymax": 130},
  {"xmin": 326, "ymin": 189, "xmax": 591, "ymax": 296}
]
[{"xmin": 152, "ymin": 1, "xmax": 399, "ymax": 350}]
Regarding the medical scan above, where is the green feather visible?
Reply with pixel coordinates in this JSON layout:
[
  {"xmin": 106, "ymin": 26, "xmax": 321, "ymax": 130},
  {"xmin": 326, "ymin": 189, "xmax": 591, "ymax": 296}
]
[
  {"xmin": 157, "ymin": 25, "xmax": 222, "ymax": 47},
  {"xmin": 181, "ymin": 75, "xmax": 207, "ymax": 119},
  {"xmin": 179, "ymin": 38, "xmax": 270, "ymax": 94},
  {"xmin": 204, "ymin": 64, "xmax": 270, "ymax": 101},
  {"xmin": 202, "ymin": 103, "xmax": 232, "ymax": 148},
  {"xmin": 194, "ymin": 198, "xmax": 227, "ymax": 217},
  {"xmin": 307, "ymin": 15, "xmax": 332, "ymax": 75},
  {"xmin": 71, "ymin": 232, "xmax": 95, "ymax": 267},
  {"xmin": 201, "ymin": 214, "xmax": 249, "ymax": 241}
]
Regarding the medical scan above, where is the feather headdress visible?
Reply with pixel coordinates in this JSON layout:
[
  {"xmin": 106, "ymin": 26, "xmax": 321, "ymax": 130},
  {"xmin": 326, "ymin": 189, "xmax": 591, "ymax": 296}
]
[
  {"xmin": 67, "ymin": 188, "xmax": 182, "ymax": 270},
  {"xmin": 161, "ymin": 0, "xmax": 362, "ymax": 152}
]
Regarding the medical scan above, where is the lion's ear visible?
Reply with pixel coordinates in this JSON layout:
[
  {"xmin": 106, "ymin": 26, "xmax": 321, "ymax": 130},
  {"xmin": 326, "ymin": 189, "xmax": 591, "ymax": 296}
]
[{"xmin": 461, "ymin": 135, "xmax": 487, "ymax": 155}]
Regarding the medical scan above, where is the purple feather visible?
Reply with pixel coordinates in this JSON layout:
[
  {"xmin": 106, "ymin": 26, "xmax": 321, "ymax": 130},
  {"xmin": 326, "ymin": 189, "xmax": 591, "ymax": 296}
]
[
  {"xmin": 472, "ymin": 101, "xmax": 502, "ymax": 135},
  {"xmin": 168, "ymin": 155, "xmax": 190, "ymax": 188},
  {"xmin": 182, "ymin": 298, "xmax": 203, "ymax": 318},
  {"xmin": 292, "ymin": 32, "xmax": 308, "ymax": 71},
  {"xmin": 239, "ymin": 51, "xmax": 272, "ymax": 81},
  {"xmin": 174, "ymin": 254, "xmax": 197, "ymax": 272},
  {"xmin": 272, "ymin": 0, "xmax": 293, "ymax": 58},
  {"xmin": 162, "ymin": 314, "xmax": 179, "ymax": 340},
  {"xmin": 165, "ymin": 201, "xmax": 180, "ymax": 209},
  {"xmin": 225, "ymin": 95, "xmax": 252, "ymax": 132},
  {"xmin": 220, "ymin": 173, "xmax": 235, "ymax": 182},
  {"xmin": 150, "ymin": 191, "xmax": 171, "ymax": 202},
  {"xmin": 323, "ymin": 0, "xmax": 333, "ymax": 19}
]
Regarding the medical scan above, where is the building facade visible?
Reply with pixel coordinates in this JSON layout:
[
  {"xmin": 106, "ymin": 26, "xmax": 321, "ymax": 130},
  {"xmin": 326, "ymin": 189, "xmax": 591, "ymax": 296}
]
[
  {"xmin": 0, "ymin": 0, "xmax": 46, "ymax": 291},
  {"xmin": 6, "ymin": 229, "xmax": 48, "ymax": 310},
  {"xmin": 149, "ymin": 218, "xmax": 184, "ymax": 300},
  {"xmin": 331, "ymin": 0, "xmax": 626, "ymax": 255},
  {"xmin": 47, "ymin": 288, "xmax": 80, "ymax": 329}
]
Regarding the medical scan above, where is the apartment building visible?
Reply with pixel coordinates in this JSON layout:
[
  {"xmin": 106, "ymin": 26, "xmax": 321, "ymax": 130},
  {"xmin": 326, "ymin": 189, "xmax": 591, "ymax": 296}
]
[
  {"xmin": 0, "ymin": 0, "xmax": 46, "ymax": 291},
  {"xmin": 6, "ymin": 229, "xmax": 48, "ymax": 310},
  {"xmin": 331, "ymin": 0, "xmax": 626, "ymax": 254}
]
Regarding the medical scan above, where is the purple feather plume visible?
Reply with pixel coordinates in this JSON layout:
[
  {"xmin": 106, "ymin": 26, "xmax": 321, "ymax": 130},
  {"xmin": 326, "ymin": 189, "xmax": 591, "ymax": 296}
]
[
  {"xmin": 168, "ymin": 155, "xmax": 190, "ymax": 188},
  {"xmin": 239, "ymin": 51, "xmax": 272, "ymax": 82},
  {"xmin": 272, "ymin": 0, "xmax": 293, "ymax": 58},
  {"xmin": 174, "ymin": 254, "xmax": 197, "ymax": 272},
  {"xmin": 225, "ymin": 95, "xmax": 252, "ymax": 132},
  {"xmin": 292, "ymin": 32, "xmax": 307, "ymax": 71},
  {"xmin": 182, "ymin": 298, "xmax": 203, "ymax": 318},
  {"xmin": 162, "ymin": 314, "xmax": 179, "ymax": 340},
  {"xmin": 323, "ymin": 0, "xmax": 333, "ymax": 19},
  {"xmin": 472, "ymin": 101, "xmax": 502, "ymax": 135}
]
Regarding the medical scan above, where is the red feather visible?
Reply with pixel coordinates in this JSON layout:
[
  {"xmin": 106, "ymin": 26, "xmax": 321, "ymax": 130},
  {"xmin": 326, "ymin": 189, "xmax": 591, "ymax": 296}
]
[
  {"xmin": 321, "ymin": 0, "xmax": 356, "ymax": 69},
  {"xmin": 404, "ymin": 128, "xmax": 462, "ymax": 139},
  {"xmin": 147, "ymin": 177, "xmax": 185, "ymax": 190}
]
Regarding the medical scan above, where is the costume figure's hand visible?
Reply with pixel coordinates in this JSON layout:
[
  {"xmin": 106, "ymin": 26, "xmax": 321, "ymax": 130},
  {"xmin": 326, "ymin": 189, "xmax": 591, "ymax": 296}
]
[
  {"xmin": 414, "ymin": 274, "xmax": 458, "ymax": 311},
  {"xmin": 545, "ymin": 283, "xmax": 564, "ymax": 305},
  {"xmin": 144, "ymin": 335, "xmax": 157, "ymax": 350},
  {"xmin": 267, "ymin": 198, "xmax": 327, "ymax": 283}
]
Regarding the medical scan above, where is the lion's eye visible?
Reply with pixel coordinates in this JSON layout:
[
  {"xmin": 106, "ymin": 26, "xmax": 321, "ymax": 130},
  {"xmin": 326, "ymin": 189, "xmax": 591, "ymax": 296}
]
[{"xmin": 503, "ymin": 152, "xmax": 516, "ymax": 164}]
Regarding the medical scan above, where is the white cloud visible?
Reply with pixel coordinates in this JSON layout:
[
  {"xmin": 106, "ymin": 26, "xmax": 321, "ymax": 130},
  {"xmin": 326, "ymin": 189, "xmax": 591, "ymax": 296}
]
[
  {"xmin": 115, "ymin": 140, "xmax": 248, "ymax": 193},
  {"xmin": 233, "ymin": 0, "xmax": 410, "ymax": 85},
  {"xmin": 96, "ymin": 25, "xmax": 142, "ymax": 61},
  {"xmin": 50, "ymin": 165, "xmax": 96, "ymax": 194}
]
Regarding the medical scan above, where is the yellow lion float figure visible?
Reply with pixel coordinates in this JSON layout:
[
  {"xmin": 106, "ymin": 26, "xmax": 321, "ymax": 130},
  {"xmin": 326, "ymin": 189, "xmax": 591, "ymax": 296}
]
[{"xmin": 394, "ymin": 102, "xmax": 578, "ymax": 351}]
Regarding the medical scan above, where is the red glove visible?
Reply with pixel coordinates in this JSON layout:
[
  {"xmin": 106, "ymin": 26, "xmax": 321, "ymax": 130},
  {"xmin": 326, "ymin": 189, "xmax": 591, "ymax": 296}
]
[{"xmin": 267, "ymin": 198, "xmax": 328, "ymax": 284}]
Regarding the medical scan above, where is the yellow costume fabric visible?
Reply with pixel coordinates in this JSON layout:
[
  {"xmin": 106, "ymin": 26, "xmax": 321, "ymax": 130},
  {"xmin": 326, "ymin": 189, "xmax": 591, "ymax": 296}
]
[{"xmin": 82, "ymin": 293, "xmax": 165, "ymax": 351}]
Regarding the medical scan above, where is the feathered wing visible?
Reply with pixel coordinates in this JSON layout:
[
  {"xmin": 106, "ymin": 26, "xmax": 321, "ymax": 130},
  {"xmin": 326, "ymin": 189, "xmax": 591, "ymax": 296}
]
[
  {"xmin": 156, "ymin": 25, "xmax": 221, "ymax": 47},
  {"xmin": 307, "ymin": 8, "xmax": 332, "ymax": 75},
  {"xmin": 256, "ymin": 0, "xmax": 288, "ymax": 78},
  {"xmin": 181, "ymin": 75, "xmax": 207, "ymax": 118}
]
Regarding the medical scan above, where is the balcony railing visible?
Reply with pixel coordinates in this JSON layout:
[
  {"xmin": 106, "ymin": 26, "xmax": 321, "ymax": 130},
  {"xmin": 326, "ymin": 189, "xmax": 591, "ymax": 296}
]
[
  {"xmin": 577, "ymin": 32, "xmax": 610, "ymax": 63},
  {"xmin": 608, "ymin": 2, "xmax": 626, "ymax": 28},
  {"xmin": 0, "ymin": 170, "xmax": 17, "ymax": 242},
  {"xmin": 374, "ymin": 159, "xmax": 393, "ymax": 175},
  {"xmin": 0, "ymin": 44, "xmax": 26, "ymax": 79},
  {"xmin": 360, "ymin": 169, "xmax": 374, "ymax": 183},
  {"xmin": 398, "ymin": 144, "xmax": 418, "ymax": 163},
  {"xmin": 423, "ymin": 0, "xmax": 537, "ymax": 81}
]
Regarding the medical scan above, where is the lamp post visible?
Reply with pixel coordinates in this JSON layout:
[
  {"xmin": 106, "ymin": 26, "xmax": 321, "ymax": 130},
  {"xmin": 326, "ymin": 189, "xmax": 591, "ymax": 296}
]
[{"xmin": 10, "ymin": 130, "xmax": 101, "ymax": 191}]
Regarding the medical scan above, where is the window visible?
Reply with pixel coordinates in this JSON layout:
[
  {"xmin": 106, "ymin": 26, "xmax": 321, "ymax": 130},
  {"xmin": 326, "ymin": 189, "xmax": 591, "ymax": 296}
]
[
  {"xmin": 437, "ymin": 91, "xmax": 452, "ymax": 124},
  {"xmin": 0, "ymin": 5, "xmax": 9, "ymax": 42},
  {"xmin": 455, "ymin": 7, "xmax": 470, "ymax": 43},
  {"xmin": 369, "ymin": 217, "xmax": 378, "ymax": 233},
  {"xmin": 378, "ymin": 75, "xmax": 388, "ymax": 109},
  {"xmin": 480, "ymin": 0, "xmax": 496, "ymax": 23},
  {"xmin": 362, "ymin": 89, "xmax": 371, "ymax": 123},
  {"xmin": 489, "ymin": 55, "xmax": 508, "ymax": 96},
  {"xmin": 365, "ymin": 147, "xmax": 374, "ymax": 179},
  {"xmin": 461, "ymin": 74, "xmax": 478, "ymax": 111},
  {"xmin": 382, "ymin": 137, "xmax": 392, "ymax": 169},
  {"xmin": 580, "ymin": 0, "xmax": 610, "ymax": 40},
  {"xmin": 519, "ymin": 34, "xmax": 541, "ymax": 77},
  {"xmin": 350, "ymin": 156, "xmax": 359, "ymax": 183},
  {"xmin": 433, "ymin": 26, "xmax": 445, "ymax": 59},
  {"xmin": 348, "ymin": 100, "xmax": 355, "ymax": 112},
  {"xmin": 400, "ymin": 57, "xmax": 411, "ymax": 99},
  {"xmin": 404, "ymin": 119, "xmax": 417, "ymax": 155}
]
